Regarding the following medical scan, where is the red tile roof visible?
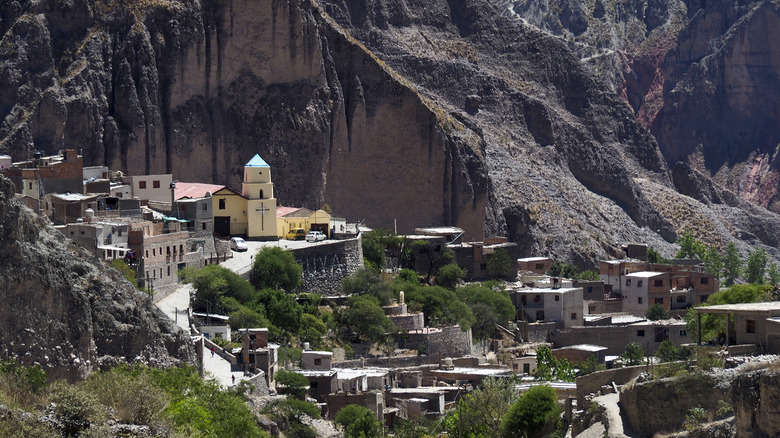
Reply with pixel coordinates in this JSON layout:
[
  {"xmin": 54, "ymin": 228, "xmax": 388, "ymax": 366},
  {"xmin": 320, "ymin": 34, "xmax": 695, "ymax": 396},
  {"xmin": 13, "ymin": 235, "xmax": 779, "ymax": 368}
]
[{"xmin": 174, "ymin": 182, "xmax": 225, "ymax": 200}]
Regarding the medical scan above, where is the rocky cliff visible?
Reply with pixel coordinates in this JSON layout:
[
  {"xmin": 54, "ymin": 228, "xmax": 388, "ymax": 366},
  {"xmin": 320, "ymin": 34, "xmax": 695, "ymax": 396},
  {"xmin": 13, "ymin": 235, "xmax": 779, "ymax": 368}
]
[
  {"xmin": 1, "ymin": 0, "xmax": 779, "ymax": 266},
  {"xmin": 0, "ymin": 175, "xmax": 193, "ymax": 382},
  {"xmin": 513, "ymin": 0, "xmax": 780, "ymax": 216}
]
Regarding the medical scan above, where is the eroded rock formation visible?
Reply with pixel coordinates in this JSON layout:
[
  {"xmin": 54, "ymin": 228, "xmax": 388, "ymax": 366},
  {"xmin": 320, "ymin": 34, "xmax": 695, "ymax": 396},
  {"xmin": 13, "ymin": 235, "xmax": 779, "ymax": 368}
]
[{"xmin": 0, "ymin": 175, "xmax": 193, "ymax": 381}]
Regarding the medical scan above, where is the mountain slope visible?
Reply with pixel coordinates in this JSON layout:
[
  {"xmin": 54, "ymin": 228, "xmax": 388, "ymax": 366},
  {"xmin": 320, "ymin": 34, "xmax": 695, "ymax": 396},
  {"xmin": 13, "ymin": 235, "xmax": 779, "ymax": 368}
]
[{"xmin": 0, "ymin": 0, "xmax": 779, "ymax": 266}]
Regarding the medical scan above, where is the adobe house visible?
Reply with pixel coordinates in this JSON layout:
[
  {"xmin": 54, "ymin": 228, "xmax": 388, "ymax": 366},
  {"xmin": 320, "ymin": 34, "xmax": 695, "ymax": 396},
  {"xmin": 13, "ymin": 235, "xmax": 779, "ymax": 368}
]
[
  {"xmin": 0, "ymin": 149, "xmax": 83, "ymax": 199},
  {"xmin": 510, "ymin": 287, "xmax": 584, "ymax": 330},
  {"xmin": 552, "ymin": 344, "xmax": 607, "ymax": 364},
  {"xmin": 238, "ymin": 328, "xmax": 279, "ymax": 388},
  {"xmin": 517, "ymin": 257, "xmax": 553, "ymax": 274},
  {"xmin": 448, "ymin": 237, "xmax": 519, "ymax": 281},
  {"xmin": 695, "ymin": 302, "xmax": 780, "ymax": 354}
]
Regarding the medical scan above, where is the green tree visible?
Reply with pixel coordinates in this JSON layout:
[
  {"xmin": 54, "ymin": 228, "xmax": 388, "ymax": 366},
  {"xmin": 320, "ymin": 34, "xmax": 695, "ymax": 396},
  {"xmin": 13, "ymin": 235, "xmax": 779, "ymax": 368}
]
[
  {"xmin": 362, "ymin": 235, "xmax": 386, "ymax": 271},
  {"xmin": 444, "ymin": 377, "xmax": 519, "ymax": 438},
  {"xmin": 768, "ymin": 263, "xmax": 780, "ymax": 286},
  {"xmin": 656, "ymin": 340, "xmax": 691, "ymax": 362},
  {"xmin": 646, "ymin": 304, "xmax": 670, "ymax": 321},
  {"xmin": 405, "ymin": 286, "xmax": 474, "ymax": 330},
  {"xmin": 703, "ymin": 246, "xmax": 723, "ymax": 281},
  {"xmin": 251, "ymin": 247, "xmax": 302, "ymax": 292},
  {"xmin": 647, "ymin": 247, "xmax": 663, "ymax": 263},
  {"xmin": 744, "ymin": 248, "xmax": 768, "ymax": 284},
  {"xmin": 228, "ymin": 307, "xmax": 270, "ymax": 330},
  {"xmin": 334, "ymin": 405, "xmax": 382, "ymax": 438},
  {"xmin": 621, "ymin": 343, "xmax": 644, "ymax": 366},
  {"xmin": 436, "ymin": 263, "xmax": 466, "ymax": 290},
  {"xmin": 181, "ymin": 265, "xmax": 230, "ymax": 313},
  {"xmin": 486, "ymin": 248, "xmax": 512, "ymax": 278},
  {"xmin": 575, "ymin": 355, "xmax": 605, "ymax": 376},
  {"xmin": 340, "ymin": 295, "xmax": 395, "ymax": 342},
  {"xmin": 723, "ymin": 243, "xmax": 743, "ymax": 286},
  {"xmin": 458, "ymin": 284, "xmax": 515, "ymax": 340},
  {"xmin": 257, "ymin": 288, "xmax": 303, "ymax": 333},
  {"xmin": 275, "ymin": 370, "xmax": 309, "ymax": 399},
  {"xmin": 548, "ymin": 261, "xmax": 577, "ymax": 278},
  {"xmin": 299, "ymin": 313, "xmax": 327, "ymax": 347},
  {"xmin": 500, "ymin": 384, "xmax": 561, "ymax": 438},
  {"xmin": 576, "ymin": 270, "xmax": 600, "ymax": 281},
  {"xmin": 676, "ymin": 230, "xmax": 706, "ymax": 260},
  {"xmin": 533, "ymin": 345, "xmax": 575, "ymax": 382}
]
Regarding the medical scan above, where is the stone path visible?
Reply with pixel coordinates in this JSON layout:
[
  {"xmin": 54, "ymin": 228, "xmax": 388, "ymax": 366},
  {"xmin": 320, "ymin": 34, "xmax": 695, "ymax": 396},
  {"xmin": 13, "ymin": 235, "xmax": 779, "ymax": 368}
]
[
  {"xmin": 155, "ymin": 283, "xmax": 192, "ymax": 333},
  {"xmin": 202, "ymin": 344, "xmax": 245, "ymax": 388}
]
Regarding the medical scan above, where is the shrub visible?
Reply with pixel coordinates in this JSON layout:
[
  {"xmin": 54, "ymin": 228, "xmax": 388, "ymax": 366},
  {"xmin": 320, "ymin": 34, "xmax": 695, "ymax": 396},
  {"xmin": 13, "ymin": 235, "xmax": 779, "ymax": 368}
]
[
  {"xmin": 500, "ymin": 384, "xmax": 561, "ymax": 438},
  {"xmin": 49, "ymin": 381, "xmax": 105, "ymax": 435},
  {"xmin": 683, "ymin": 406, "xmax": 708, "ymax": 431},
  {"xmin": 83, "ymin": 367, "xmax": 168, "ymax": 425},
  {"xmin": 335, "ymin": 405, "xmax": 382, "ymax": 438}
]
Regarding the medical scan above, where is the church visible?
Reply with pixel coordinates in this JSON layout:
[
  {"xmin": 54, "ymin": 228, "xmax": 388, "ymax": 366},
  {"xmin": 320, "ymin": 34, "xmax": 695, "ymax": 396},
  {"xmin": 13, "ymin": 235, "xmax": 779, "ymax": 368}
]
[{"xmin": 211, "ymin": 154, "xmax": 278, "ymax": 240}]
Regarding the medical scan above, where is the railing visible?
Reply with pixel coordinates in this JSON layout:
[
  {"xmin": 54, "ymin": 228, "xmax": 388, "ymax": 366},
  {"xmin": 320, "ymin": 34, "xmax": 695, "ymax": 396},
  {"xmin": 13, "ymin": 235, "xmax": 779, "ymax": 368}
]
[{"xmin": 204, "ymin": 252, "xmax": 233, "ymax": 265}]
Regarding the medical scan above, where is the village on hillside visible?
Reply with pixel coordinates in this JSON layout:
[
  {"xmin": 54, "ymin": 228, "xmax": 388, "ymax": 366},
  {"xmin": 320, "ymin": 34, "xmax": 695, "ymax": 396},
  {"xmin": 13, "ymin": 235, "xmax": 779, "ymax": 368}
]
[{"xmin": 4, "ymin": 149, "xmax": 780, "ymax": 435}]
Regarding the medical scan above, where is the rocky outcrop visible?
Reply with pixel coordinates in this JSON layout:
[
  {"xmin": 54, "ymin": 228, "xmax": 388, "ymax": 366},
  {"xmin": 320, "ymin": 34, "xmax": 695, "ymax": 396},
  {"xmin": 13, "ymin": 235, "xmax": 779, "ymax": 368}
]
[
  {"xmin": 732, "ymin": 367, "xmax": 780, "ymax": 436},
  {"xmin": 0, "ymin": 175, "xmax": 193, "ymax": 382}
]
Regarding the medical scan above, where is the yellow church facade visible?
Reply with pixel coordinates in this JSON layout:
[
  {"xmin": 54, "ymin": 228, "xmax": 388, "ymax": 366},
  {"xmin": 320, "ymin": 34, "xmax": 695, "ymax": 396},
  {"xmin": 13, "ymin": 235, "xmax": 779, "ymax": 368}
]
[{"xmin": 211, "ymin": 154, "xmax": 278, "ymax": 240}]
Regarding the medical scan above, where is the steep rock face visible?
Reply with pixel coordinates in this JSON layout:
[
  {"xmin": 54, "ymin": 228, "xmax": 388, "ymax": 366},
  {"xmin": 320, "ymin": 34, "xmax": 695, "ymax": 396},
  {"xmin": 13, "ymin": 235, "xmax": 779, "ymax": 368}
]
[
  {"xmin": 0, "ymin": 175, "xmax": 193, "ymax": 381},
  {"xmin": 317, "ymin": 0, "xmax": 685, "ymax": 263},
  {"xmin": 2, "ymin": 0, "xmax": 780, "ymax": 266},
  {"xmin": 513, "ymin": 0, "xmax": 780, "ymax": 217},
  {"xmin": 656, "ymin": 0, "xmax": 780, "ymax": 212},
  {"xmin": 0, "ymin": 0, "xmax": 489, "ymax": 240},
  {"xmin": 732, "ymin": 368, "xmax": 780, "ymax": 436}
]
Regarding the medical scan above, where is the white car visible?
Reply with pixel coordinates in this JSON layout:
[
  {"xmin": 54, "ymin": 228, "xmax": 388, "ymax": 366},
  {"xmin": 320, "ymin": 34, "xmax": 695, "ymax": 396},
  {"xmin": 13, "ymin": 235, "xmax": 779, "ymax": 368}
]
[
  {"xmin": 229, "ymin": 237, "xmax": 248, "ymax": 252},
  {"xmin": 305, "ymin": 231, "xmax": 327, "ymax": 242}
]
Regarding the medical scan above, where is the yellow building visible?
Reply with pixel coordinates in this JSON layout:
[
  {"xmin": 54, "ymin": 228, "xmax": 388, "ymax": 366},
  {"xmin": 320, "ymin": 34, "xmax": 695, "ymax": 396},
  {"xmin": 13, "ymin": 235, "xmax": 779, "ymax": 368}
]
[
  {"xmin": 276, "ymin": 207, "xmax": 331, "ymax": 238},
  {"xmin": 243, "ymin": 154, "xmax": 278, "ymax": 240},
  {"xmin": 210, "ymin": 154, "xmax": 278, "ymax": 240},
  {"xmin": 211, "ymin": 186, "xmax": 248, "ymax": 237}
]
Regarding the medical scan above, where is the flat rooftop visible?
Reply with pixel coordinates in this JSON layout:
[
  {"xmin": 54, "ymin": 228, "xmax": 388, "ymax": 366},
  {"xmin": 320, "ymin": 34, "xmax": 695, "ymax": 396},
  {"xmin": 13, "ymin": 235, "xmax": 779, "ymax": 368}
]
[{"xmin": 695, "ymin": 302, "xmax": 780, "ymax": 314}]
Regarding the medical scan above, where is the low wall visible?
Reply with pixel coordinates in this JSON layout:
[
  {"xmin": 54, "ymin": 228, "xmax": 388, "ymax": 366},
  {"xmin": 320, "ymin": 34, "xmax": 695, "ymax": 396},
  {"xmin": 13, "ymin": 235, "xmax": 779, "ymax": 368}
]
[
  {"xmin": 291, "ymin": 237, "xmax": 363, "ymax": 294},
  {"xmin": 401, "ymin": 326, "xmax": 472, "ymax": 358},
  {"xmin": 574, "ymin": 364, "xmax": 646, "ymax": 405}
]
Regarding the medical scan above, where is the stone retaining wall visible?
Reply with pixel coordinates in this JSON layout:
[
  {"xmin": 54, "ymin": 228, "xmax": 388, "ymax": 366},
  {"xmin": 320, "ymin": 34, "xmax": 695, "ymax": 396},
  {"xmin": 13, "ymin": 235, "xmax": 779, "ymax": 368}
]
[{"xmin": 291, "ymin": 236, "xmax": 363, "ymax": 294}]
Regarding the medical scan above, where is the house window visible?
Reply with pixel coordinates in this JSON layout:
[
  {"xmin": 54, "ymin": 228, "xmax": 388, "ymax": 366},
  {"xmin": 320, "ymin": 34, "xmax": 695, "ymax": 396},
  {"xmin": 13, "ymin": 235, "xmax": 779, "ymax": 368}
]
[
  {"xmin": 676, "ymin": 295, "xmax": 687, "ymax": 303},
  {"xmin": 637, "ymin": 280, "xmax": 643, "ymax": 287},
  {"xmin": 637, "ymin": 330, "xmax": 645, "ymax": 337},
  {"xmin": 153, "ymin": 248, "xmax": 156, "ymax": 256},
  {"xmin": 555, "ymin": 295, "xmax": 560, "ymax": 302},
  {"xmin": 655, "ymin": 298, "xmax": 663, "ymax": 305},
  {"xmin": 139, "ymin": 181, "xmax": 147, "ymax": 189},
  {"xmin": 679, "ymin": 329, "xmax": 687, "ymax": 337},
  {"xmin": 746, "ymin": 319, "xmax": 756, "ymax": 334},
  {"xmin": 626, "ymin": 279, "xmax": 632, "ymax": 286},
  {"xmin": 536, "ymin": 263, "xmax": 544, "ymax": 270},
  {"xmin": 700, "ymin": 295, "xmax": 709, "ymax": 303},
  {"xmin": 523, "ymin": 363, "xmax": 530, "ymax": 374},
  {"xmin": 219, "ymin": 199, "xmax": 226, "ymax": 210},
  {"xmin": 588, "ymin": 305, "xmax": 596, "ymax": 313},
  {"xmin": 28, "ymin": 182, "xmax": 32, "ymax": 190},
  {"xmin": 202, "ymin": 203, "xmax": 208, "ymax": 211},
  {"xmin": 654, "ymin": 280, "xmax": 663, "ymax": 287},
  {"xmin": 570, "ymin": 312, "xmax": 577, "ymax": 320},
  {"xmin": 587, "ymin": 286, "xmax": 593, "ymax": 293},
  {"xmin": 480, "ymin": 263, "xmax": 487, "ymax": 270},
  {"xmin": 638, "ymin": 297, "xmax": 643, "ymax": 304},
  {"xmin": 259, "ymin": 189, "xmax": 264, "ymax": 198},
  {"xmin": 153, "ymin": 180, "xmax": 161, "ymax": 188},
  {"xmin": 202, "ymin": 223, "xmax": 207, "ymax": 230},
  {"xmin": 314, "ymin": 358, "xmax": 322, "ymax": 366},
  {"xmin": 701, "ymin": 277, "xmax": 709, "ymax": 285},
  {"xmin": 117, "ymin": 192, "xmax": 122, "ymax": 198},
  {"xmin": 167, "ymin": 266, "xmax": 170, "ymax": 276}
]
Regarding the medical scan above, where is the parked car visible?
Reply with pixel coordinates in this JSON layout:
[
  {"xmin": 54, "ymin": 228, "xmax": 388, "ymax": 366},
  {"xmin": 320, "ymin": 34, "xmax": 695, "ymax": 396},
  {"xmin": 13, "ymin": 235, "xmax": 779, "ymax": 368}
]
[
  {"xmin": 285, "ymin": 228, "xmax": 306, "ymax": 240},
  {"xmin": 305, "ymin": 231, "xmax": 327, "ymax": 242},
  {"xmin": 229, "ymin": 237, "xmax": 248, "ymax": 252}
]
